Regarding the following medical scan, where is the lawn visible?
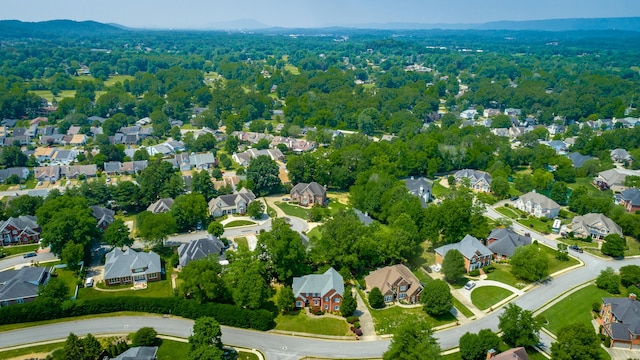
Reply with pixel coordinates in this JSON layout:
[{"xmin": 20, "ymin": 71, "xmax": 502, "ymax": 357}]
[
  {"xmin": 264, "ymin": 201, "xmax": 277, "ymax": 218},
  {"xmin": 485, "ymin": 264, "xmax": 527, "ymax": 289},
  {"xmin": 0, "ymin": 243, "xmax": 40, "ymax": 256},
  {"xmin": 284, "ymin": 64, "xmax": 300, "ymax": 75},
  {"xmin": 431, "ymin": 181, "xmax": 452, "ymax": 198},
  {"xmin": 157, "ymin": 338, "xmax": 190, "ymax": 360},
  {"xmin": 225, "ymin": 220, "xmax": 256, "ymax": 227},
  {"xmin": 470, "ymin": 286, "xmax": 513, "ymax": 310},
  {"xmin": 52, "ymin": 267, "xmax": 81, "ymax": 299},
  {"xmin": 539, "ymin": 284, "xmax": 610, "ymax": 334},
  {"xmin": 306, "ymin": 226, "xmax": 321, "ymax": 240},
  {"xmin": 451, "ymin": 297, "xmax": 475, "ymax": 318},
  {"xmin": 0, "ymin": 342, "xmax": 63, "ymax": 360},
  {"xmin": 495, "ymin": 206, "xmax": 519, "ymax": 219},
  {"xmin": 78, "ymin": 266, "xmax": 174, "ymax": 299},
  {"xmin": 624, "ymin": 236, "xmax": 640, "ymax": 257},
  {"xmin": 274, "ymin": 310, "xmax": 351, "ymax": 336},
  {"xmin": 31, "ymin": 89, "xmax": 76, "ymax": 102},
  {"xmin": 235, "ymin": 237, "xmax": 249, "ymax": 249},
  {"xmin": 104, "ymin": 74, "xmax": 134, "ymax": 87},
  {"xmin": 327, "ymin": 198, "xmax": 349, "ymax": 215},
  {"xmin": 540, "ymin": 244, "xmax": 580, "ymax": 274},
  {"xmin": 518, "ymin": 217, "xmax": 553, "ymax": 234},
  {"xmin": 274, "ymin": 201, "xmax": 310, "ymax": 219}
]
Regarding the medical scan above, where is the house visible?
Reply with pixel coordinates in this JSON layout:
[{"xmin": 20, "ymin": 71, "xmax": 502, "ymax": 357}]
[
  {"xmin": 570, "ymin": 213, "xmax": 623, "ymax": 240},
  {"xmin": 0, "ymin": 167, "xmax": 29, "ymax": 183},
  {"xmin": 611, "ymin": 148, "xmax": 633, "ymax": 163},
  {"xmin": 88, "ymin": 115, "xmax": 106, "ymax": 124},
  {"xmin": 543, "ymin": 140, "xmax": 569, "ymax": 154},
  {"xmin": 460, "ymin": 109, "xmax": 478, "ymax": 120},
  {"xmin": 566, "ymin": 152, "xmax": 594, "ymax": 168},
  {"xmin": 364, "ymin": 264, "xmax": 423, "ymax": 304},
  {"xmin": 595, "ymin": 168, "xmax": 640, "ymax": 192},
  {"xmin": 353, "ymin": 209, "xmax": 374, "ymax": 226},
  {"xmin": 61, "ymin": 164, "xmax": 97, "ymax": 178},
  {"xmin": 34, "ymin": 166, "xmax": 61, "ymax": 182},
  {"xmin": 514, "ymin": 191, "xmax": 560, "ymax": 219},
  {"xmin": 111, "ymin": 346, "xmax": 158, "ymax": 360},
  {"xmin": 189, "ymin": 152, "xmax": 217, "ymax": 170},
  {"xmin": 208, "ymin": 188, "xmax": 256, "ymax": 218},
  {"xmin": 34, "ymin": 147, "xmax": 55, "ymax": 162},
  {"xmin": 488, "ymin": 347, "xmax": 529, "ymax": 360},
  {"xmin": 69, "ymin": 134, "xmax": 87, "ymax": 146},
  {"xmin": 599, "ymin": 293, "xmax": 640, "ymax": 348},
  {"xmin": 147, "ymin": 144, "xmax": 172, "ymax": 156},
  {"xmin": 434, "ymin": 234, "xmax": 493, "ymax": 272},
  {"xmin": 104, "ymin": 160, "xmax": 148, "ymax": 175},
  {"xmin": 454, "ymin": 169, "xmax": 492, "ymax": 193},
  {"xmin": 147, "ymin": 198, "xmax": 174, "ymax": 213},
  {"xmin": 66, "ymin": 126, "xmax": 81, "ymax": 135},
  {"xmin": 292, "ymin": 267, "xmax": 344, "ymax": 313},
  {"xmin": 0, "ymin": 216, "xmax": 41, "ymax": 246},
  {"xmin": 620, "ymin": 188, "xmax": 640, "ymax": 213},
  {"xmin": 177, "ymin": 236, "xmax": 226, "ymax": 269},
  {"xmin": 0, "ymin": 267, "xmax": 49, "ymax": 307},
  {"xmin": 405, "ymin": 176, "xmax": 432, "ymax": 207},
  {"xmin": 103, "ymin": 248, "xmax": 161, "ymax": 288},
  {"xmin": 290, "ymin": 182, "xmax": 327, "ymax": 206},
  {"xmin": 90, "ymin": 205, "xmax": 115, "ymax": 230},
  {"xmin": 30, "ymin": 117, "xmax": 48, "ymax": 126},
  {"xmin": 232, "ymin": 148, "xmax": 285, "ymax": 167},
  {"xmin": 51, "ymin": 149, "xmax": 77, "ymax": 165},
  {"xmin": 486, "ymin": 227, "xmax": 532, "ymax": 260}
]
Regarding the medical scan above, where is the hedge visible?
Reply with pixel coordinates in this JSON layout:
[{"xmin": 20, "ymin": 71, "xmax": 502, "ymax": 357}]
[{"xmin": 0, "ymin": 297, "xmax": 275, "ymax": 331}]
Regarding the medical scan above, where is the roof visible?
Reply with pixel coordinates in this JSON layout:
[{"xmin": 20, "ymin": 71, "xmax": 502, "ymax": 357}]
[
  {"xmin": 571, "ymin": 213, "xmax": 622, "ymax": 237},
  {"xmin": 62, "ymin": 164, "xmax": 97, "ymax": 177},
  {"xmin": 520, "ymin": 191, "xmax": 561, "ymax": 210},
  {"xmin": 454, "ymin": 169, "xmax": 492, "ymax": 184},
  {"xmin": 111, "ymin": 346, "xmax": 158, "ymax": 360},
  {"xmin": 189, "ymin": 152, "xmax": 216, "ymax": 167},
  {"xmin": 34, "ymin": 147, "xmax": 55, "ymax": 157},
  {"xmin": 292, "ymin": 267, "xmax": 344, "ymax": 299},
  {"xmin": 566, "ymin": 152, "xmax": 594, "ymax": 168},
  {"xmin": 353, "ymin": 209, "xmax": 374, "ymax": 226},
  {"xmin": 598, "ymin": 168, "xmax": 640, "ymax": 187},
  {"xmin": 0, "ymin": 215, "xmax": 40, "ymax": 234},
  {"xmin": 290, "ymin": 182, "xmax": 326, "ymax": 197},
  {"xmin": 487, "ymin": 228, "xmax": 532, "ymax": 257},
  {"xmin": 147, "ymin": 198, "xmax": 174, "ymax": 213},
  {"xmin": 405, "ymin": 177, "xmax": 432, "ymax": 207},
  {"xmin": 208, "ymin": 188, "xmax": 256, "ymax": 212},
  {"xmin": 492, "ymin": 347, "xmax": 529, "ymax": 360},
  {"xmin": 621, "ymin": 188, "xmax": 640, "ymax": 206},
  {"xmin": 0, "ymin": 167, "xmax": 29, "ymax": 181},
  {"xmin": 177, "ymin": 236, "xmax": 225, "ymax": 268},
  {"xmin": 435, "ymin": 234, "xmax": 493, "ymax": 260},
  {"xmin": 611, "ymin": 148, "xmax": 632, "ymax": 161},
  {"xmin": 364, "ymin": 264, "xmax": 422, "ymax": 296},
  {"xmin": 90, "ymin": 205, "xmax": 115, "ymax": 226},
  {"xmin": 603, "ymin": 296, "xmax": 640, "ymax": 337},
  {"xmin": 104, "ymin": 248, "xmax": 161, "ymax": 280},
  {"xmin": 0, "ymin": 267, "xmax": 48, "ymax": 303}
]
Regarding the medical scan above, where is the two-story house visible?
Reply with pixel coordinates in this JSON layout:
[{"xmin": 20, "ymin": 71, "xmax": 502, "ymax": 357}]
[
  {"xmin": 570, "ymin": 213, "xmax": 623, "ymax": 240},
  {"xmin": 486, "ymin": 227, "xmax": 532, "ymax": 260},
  {"xmin": 599, "ymin": 294, "xmax": 640, "ymax": 349},
  {"xmin": 435, "ymin": 235, "xmax": 493, "ymax": 272},
  {"xmin": 515, "ymin": 191, "xmax": 560, "ymax": 219},
  {"xmin": 405, "ymin": 176, "xmax": 432, "ymax": 208},
  {"xmin": 620, "ymin": 188, "xmax": 640, "ymax": 213},
  {"xmin": 292, "ymin": 267, "xmax": 344, "ymax": 313},
  {"xmin": 454, "ymin": 169, "xmax": 492, "ymax": 193},
  {"xmin": 364, "ymin": 264, "xmax": 423, "ymax": 304},
  {"xmin": 290, "ymin": 182, "xmax": 327, "ymax": 207},
  {"xmin": 0, "ymin": 216, "xmax": 41, "ymax": 246},
  {"xmin": 208, "ymin": 188, "xmax": 256, "ymax": 218}
]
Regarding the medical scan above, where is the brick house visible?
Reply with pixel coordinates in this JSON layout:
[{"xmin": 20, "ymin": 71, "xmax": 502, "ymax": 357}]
[
  {"xmin": 290, "ymin": 182, "xmax": 327, "ymax": 206},
  {"xmin": 364, "ymin": 264, "xmax": 423, "ymax": 304},
  {"xmin": 599, "ymin": 294, "xmax": 640, "ymax": 349},
  {"xmin": 293, "ymin": 267, "xmax": 344, "ymax": 313},
  {"xmin": 0, "ymin": 216, "xmax": 41, "ymax": 246},
  {"xmin": 435, "ymin": 235, "xmax": 492, "ymax": 272},
  {"xmin": 620, "ymin": 188, "xmax": 640, "ymax": 213},
  {"xmin": 486, "ymin": 227, "xmax": 532, "ymax": 260}
]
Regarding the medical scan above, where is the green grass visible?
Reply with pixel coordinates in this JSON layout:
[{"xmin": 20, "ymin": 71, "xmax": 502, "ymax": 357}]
[
  {"xmin": 235, "ymin": 237, "xmax": 249, "ymax": 249},
  {"xmin": 104, "ymin": 75, "xmax": 134, "ymax": 87},
  {"xmin": 0, "ymin": 342, "xmax": 63, "ymax": 359},
  {"xmin": 31, "ymin": 89, "xmax": 76, "ymax": 102},
  {"xmin": 0, "ymin": 311, "xmax": 155, "ymax": 332},
  {"xmin": 224, "ymin": 220, "xmax": 256, "ymax": 228},
  {"xmin": 264, "ymin": 201, "xmax": 277, "ymax": 218},
  {"xmin": 306, "ymin": 227, "xmax": 321, "ymax": 240},
  {"xmin": 451, "ymin": 297, "xmax": 475, "ymax": 318},
  {"xmin": 519, "ymin": 217, "xmax": 553, "ymax": 234},
  {"xmin": 485, "ymin": 264, "xmax": 527, "ymax": 289},
  {"xmin": 624, "ymin": 236, "xmax": 640, "ymax": 257},
  {"xmin": 0, "ymin": 244, "xmax": 40, "ymax": 256},
  {"xmin": 157, "ymin": 338, "xmax": 190, "ymax": 360},
  {"xmin": 237, "ymin": 351, "xmax": 260, "ymax": 360},
  {"xmin": 470, "ymin": 286, "xmax": 513, "ymax": 310},
  {"xmin": 274, "ymin": 201, "xmax": 310, "ymax": 219},
  {"xmin": 52, "ymin": 267, "xmax": 81, "ymax": 299},
  {"xmin": 275, "ymin": 310, "xmax": 350, "ymax": 336},
  {"xmin": 540, "ymin": 244, "xmax": 580, "ymax": 274},
  {"xmin": 78, "ymin": 266, "xmax": 174, "ymax": 299},
  {"xmin": 327, "ymin": 198, "xmax": 349, "ymax": 214},
  {"xmin": 540, "ymin": 284, "xmax": 610, "ymax": 334},
  {"xmin": 284, "ymin": 64, "xmax": 300, "ymax": 75},
  {"xmin": 495, "ymin": 206, "xmax": 519, "ymax": 219},
  {"xmin": 431, "ymin": 181, "xmax": 452, "ymax": 198}
]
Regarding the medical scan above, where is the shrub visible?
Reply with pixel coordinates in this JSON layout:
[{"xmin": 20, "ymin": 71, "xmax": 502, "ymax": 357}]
[
  {"xmin": 368, "ymin": 287, "xmax": 385, "ymax": 309},
  {"xmin": 311, "ymin": 309, "xmax": 324, "ymax": 316},
  {"xmin": 592, "ymin": 302, "xmax": 602, "ymax": 313},
  {"xmin": 484, "ymin": 265, "xmax": 496, "ymax": 273},
  {"xmin": 468, "ymin": 269, "xmax": 480, "ymax": 277},
  {"xmin": 354, "ymin": 328, "xmax": 363, "ymax": 336},
  {"xmin": 346, "ymin": 316, "xmax": 359, "ymax": 324},
  {"xmin": 353, "ymin": 321, "xmax": 360, "ymax": 329}
]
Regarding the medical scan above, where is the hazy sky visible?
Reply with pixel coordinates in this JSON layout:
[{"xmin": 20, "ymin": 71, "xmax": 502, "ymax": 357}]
[{"xmin": 3, "ymin": 0, "xmax": 639, "ymax": 29}]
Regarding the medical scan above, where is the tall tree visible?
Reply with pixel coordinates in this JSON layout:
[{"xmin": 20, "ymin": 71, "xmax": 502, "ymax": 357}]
[
  {"xmin": 192, "ymin": 170, "xmax": 217, "ymax": 201},
  {"xmin": 223, "ymin": 246, "xmax": 270, "ymax": 309},
  {"xmin": 257, "ymin": 218, "xmax": 309, "ymax": 284},
  {"xmin": 38, "ymin": 277, "xmax": 70, "ymax": 304},
  {"xmin": 442, "ymin": 249, "xmax": 466, "ymax": 283},
  {"xmin": 245, "ymin": 155, "xmax": 282, "ymax": 196},
  {"xmin": 179, "ymin": 257, "xmax": 231, "ymax": 304},
  {"xmin": 368, "ymin": 287, "xmax": 385, "ymax": 309},
  {"xmin": 340, "ymin": 287, "xmax": 357, "ymax": 317},
  {"xmin": 62, "ymin": 333, "xmax": 84, "ymax": 360},
  {"xmin": 0, "ymin": 145, "xmax": 28, "ymax": 168},
  {"xmin": 103, "ymin": 218, "xmax": 133, "ymax": 249},
  {"xmin": 188, "ymin": 317, "xmax": 227, "ymax": 359},
  {"xmin": 550, "ymin": 181, "xmax": 569, "ymax": 206},
  {"xmin": 36, "ymin": 195, "xmax": 98, "ymax": 255},
  {"xmin": 4, "ymin": 195, "xmax": 43, "ymax": 217},
  {"xmin": 459, "ymin": 329, "xmax": 501, "ymax": 360},
  {"xmin": 170, "ymin": 193, "xmax": 208, "ymax": 232},
  {"xmin": 498, "ymin": 303, "xmax": 541, "ymax": 347},
  {"xmin": 207, "ymin": 221, "xmax": 224, "ymax": 237},
  {"xmin": 276, "ymin": 286, "xmax": 296, "ymax": 314},
  {"xmin": 136, "ymin": 211, "xmax": 177, "ymax": 247},
  {"xmin": 137, "ymin": 160, "xmax": 185, "ymax": 205},
  {"xmin": 550, "ymin": 323, "xmax": 603, "ymax": 360},
  {"xmin": 61, "ymin": 241, "xmax": 85, "ymax": 273},
  {"xmin": 246, "ymin": 200, "xmax": 265, "ymax": 219},
  {"xmin": 510, "ymin": 244, "xmax": 548, "ymax": 282},
  {"xmin": 601, "ymin": 234, "xmax": 625, "ymax": 258},
  {"xmin": 383, "ymin": 320, "xmax": 441, "ymax": 360},
  {"xmin": 131, "ymin": 327, "xmax": 158, "ymax": 347},
  {"xmin": 421, "ymin": 279, "xmax": 452, "ymax": 316}
]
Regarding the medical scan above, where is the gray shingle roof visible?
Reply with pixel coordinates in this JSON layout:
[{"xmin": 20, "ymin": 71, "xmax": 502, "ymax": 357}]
[
  {"xmin": 435, "ymin": 234, "xmax": 493, "ymax": 260},
  {"xmin": 520, "ymin": 191, "xmax": 560, "ymax": 211},
  {"xmin": 90, "ymin": 206, "xmax": 115, "ymax": 227},
  {"xmin": 0, "ymin": 266, "xmax": 48, "ymax": 303},
  {"xmin": 405, "ymin": 177, "xmax": 432, "ymax": 207},
  {"xmin": 621, "ymin": 188, "xmax": 640, "ymax": 206},
  {"xmin": 0, "ymin": 215, "xmax": 40, "ymax": 234},
  {"xmin": 147, "ymin": 198, "xmax": 174, "ymax": 213},
  {"xmin": 566, "ymin": 152, "xmax": 594, "ymax": 168},
  {"xmin": 291, "ymin": 182, "xmax": 326, "ymax": 197},
  {"xmin": 292, "ymin": 267, "xmax": 344, "ymax": 299},
  {"xmin": 353, "ymin": 209, "xmax": 374, "ymax": 226},
  {"xmin": 103, "ymin": 248, "xmax": 161, "ymax": 281},
  {"xmin": 486, "ymin": 228, "xmax": 532, "ymax": 257},
  {"xmin": 112, "ymin": 346, "xmax": 158, "ymax": 360},
  {"xmin": 571, "ymin": 213, "xmax": 622, "ymax": 237},
  {"xmin": 177, "ymin": 236, "xmax": 225, "ymax": 268},
  {"xmin": 603, "ymin": 297, "xmax": 640, "ymax": 338}
]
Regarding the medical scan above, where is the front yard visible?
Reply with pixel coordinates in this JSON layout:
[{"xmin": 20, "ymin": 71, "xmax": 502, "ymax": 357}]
[
  {"xmin": 539, "ymin": 284, "xmax": 609, "ymax": 334},
  {"xmin": 368, "ymin": 301, "xmax": 456, "ymax": 335},
  {"xmin": 0, "ymin": 244, "xmax": 40, "ymax": 257},
  {"xmin": 78, "ymin": 266, "xmax": 174, "ymax": 299},
  {"xmin": 470, "ymin": 286, "xmax": 513, "ymax": 310},
  {"xmin": 274, "ymin": 201, "xmax": 310, "ymax": 219},
  {"xmin": 274, "ymin": 310, "xmax": 351, "ymax": 336}
]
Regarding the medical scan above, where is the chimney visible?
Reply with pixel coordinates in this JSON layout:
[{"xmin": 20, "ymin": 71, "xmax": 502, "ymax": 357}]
[
  {"xmin": 630, "ymin": 293, "xmax": 637, "ymax": 301},
  {"xmin": 486, "ymin": 349, "xmax": 496, "ymax": 359}
]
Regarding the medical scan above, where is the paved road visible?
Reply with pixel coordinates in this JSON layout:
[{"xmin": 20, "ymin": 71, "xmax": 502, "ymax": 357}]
[{"xmin": 0, "ymin": 250, "xmax": 57, "ymax": 271}]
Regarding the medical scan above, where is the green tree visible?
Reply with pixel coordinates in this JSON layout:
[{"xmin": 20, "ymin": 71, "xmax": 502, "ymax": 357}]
[
  {"xmin": 491, "ymin": 114, "xmax": 511, "ymax": 128},
  {"xmin": 368, "ymin": 287, "xmax": 385, "ymax": 309},
  {"xmin": 131, "ymin": 327, "xmax": 158, "ymax": 347},
  {"xmin": 514, "ymin": 174, "xmax": 535, "ymax": 193},
  {"xmin": 442, "ymin": 249, "xmax": 466, "ymax": 283},
  {"xmin": 245, "ymin": 155, "xmax": 282, "ymax": 196},
  {"xmin": 61, "ymin": 241, "xmax": 85, "ymax": 273},
  {"xmin": 192, "ymin": 170, "xmax": 217, "ymax": 201},
  {"xmin": 180, "ymin": 257, "xmax": 231, "ymax": 304},
  {"xmin": 207, "ymin": 221, "xmax": 224, "ymax": 237},
  {"xmin": 498, "ymin": 303, "xmax": 541, "ymax": 347},
  {"xmin": 0, "ymin": 145, "xmax": 28, "ymax": 168},
  {"xmin": 257, "ymin": 218, "xmax": 309, "ymax": 284},
  {"xmin": 224, "ymin": 136, "xmax": 239, "ymax": 153},
  {"xmin": 170, "ymin": 193, "xmax": 209, "ymax": 232},
  {"xmin": 341, "ymin": 287, "xmax": 357, "ymax": 317},
  {"xmin": 382, "ymin": 320, "xmax": 441, "ymax": 360},
  {"xmin": 619, "ymin": 265, "xmax": 640, "ymax": 288},
  {"xmin": 421, "ymin": 279, "xmax": 452, "ymax": 316},
  {"xmin": 137, "ymin": 160, "xmax": 185, "ymax": 205},
  {"xmin": 187, "ymin": 346, "xmax": 225, "ymax": 360},
  {"xmin": 36, "ymin": 195, "xmax": 98, "ymax": 255},
  {"xmin": 102, "ymin": 218, "xmax": 133, "ymax": 249},
  {"xmin": 62, "ymin": 333, "xmax": 84, "ymax": 360},
  {"xmin": 601, "ymin": 234, "xmax": 625, "ymax": 258},
  {"xmin": 137, "ymin": 211, "xmax": 177, "ymax": 247},
  {"xmin": 550, "ymin": 181, "xmax": 569, "ymax": 206},
  {"xmin": 4, "ymin": 195, "xmax": 43, "ymax": 217},
  {"xmin": 188, "ymin": 317, "xmax": 231, "ymax": 360},
  {"xmin": 490, "ymin": 176, "xmax": 510, "ymax": 199},
  {"xmin": 276, "ymin": 286, "xmax": 296, "ymax": 314},
  {"xmin": 224, "ymin": 246, "xmax": 270, "ymax": 309},
  {"xmin": 596, "ymin": 267, "xmax": 621, "ymax": 294},
  {"xmin": 459, "ymin": 329, "xmax": 501, "ymax": 360},
  {"xmin": 510, "ymin": 244, "xmax": 549, "ymax": 282},
  {"xmin": 38, "ymin": 277, "xmax": 70, "ymax": 304},
  {"xmin": 532, "ymin": 168, "xmax": 554, "ymax": 191},
  {"xmin": 550, "ymin": 323, "xmax": 603, "ymax": 360},
  {"xmin": 82, "ymin": 333, "xmax": 102, "ymax": 360},
  {"xmin": 246, "ymin": 200, "xmax": 265, "ymax": 219}
]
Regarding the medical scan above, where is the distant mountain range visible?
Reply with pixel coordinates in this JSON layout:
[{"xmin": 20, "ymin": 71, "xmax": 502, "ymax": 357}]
[{"xmin": 1, "ymin": 17, "xmax": 640, "ymax": 37}]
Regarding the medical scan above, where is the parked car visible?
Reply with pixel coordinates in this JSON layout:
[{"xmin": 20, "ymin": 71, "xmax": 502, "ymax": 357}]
[
  {"xmin": 568, "ymin": 245, "xmax": 583, "ymax": 253},
  {"xmin": 464, "ymin": 280, "xmax": 476, "ymax": 290},
  {"xmin": 85, "ymin": 277, "xmax": 94, "ymax": 287},
  {"xmin": 23, "ymin": 252, "xmax": 37, "ymax": 258},
  {"xmin": 510, "ymin": 196, "xmax": 519, "ymax": 201}
]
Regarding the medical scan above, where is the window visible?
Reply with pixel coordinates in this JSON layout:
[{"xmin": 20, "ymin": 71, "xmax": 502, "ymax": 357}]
[
  {"xmin": 399, "ymin": 293, "xmax": 406, "ymax": 299},
  {"xmin": 324, "ymin": 305, "xmax": 328, "ymax": 310},
  {"xmin": 324, "ymin": 296, "xmax": 329, "ymax": 302},
  {"xmin": 384, "ymin": 295, "xmax": 393, "ymax": 303},
  {"xmin": 296, "ymin": 301, "xmax": 302, "ymax": 308},
  {"xmin": 16, "ymin": 298, "xmax": 24, "ymax": 304},
  {"xmin": 400, "ymin": 285, "xmax": 407, "ymax": 291},
  {"xmin": 334, "ymin": 297, "xmax": 340, "ymax": 303},
  {"xmin": 314, "ymin": 300, "xmax": 319, "ymax": 306},
  {"xmin": 334, "ymin": 305, "xmax": 340, "ymax": 311}
]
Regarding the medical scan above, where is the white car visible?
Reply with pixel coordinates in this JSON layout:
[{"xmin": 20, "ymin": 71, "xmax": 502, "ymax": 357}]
[
  {"xmin": 464, "ymin": 281, "xmax": 476, "ymax": 290},
  {"xmin": 85, "ymin": 277, "xmax": 94, "ymax": 287}
]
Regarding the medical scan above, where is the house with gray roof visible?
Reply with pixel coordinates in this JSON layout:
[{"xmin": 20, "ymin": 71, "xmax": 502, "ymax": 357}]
[
  {"xmin": 486, "ymin": 227, "xmax": 532, "ymax": 260},
  {"xmin": 405, "ymin": 176, "xmax": 432, "ymax": 207},
  {"xmin": 570, "ymin": 213, "xmax": 622, "ymax": 240},
  {"xmin": 290, "ymin": 182, "xmax": 326, "ymax": 206},
  {"xmin": 62, "ymin": 164, "xmax": 97, "ymax": 179},
  {"xmin": 51, "ymin": 149, "xmax": 77, "ymax": 165},
  {"xmin": 177, "ymin": 236, "xmax": 225, "ymax": 269},
  {"xmin": 595, "ymin": 168, "xmax": 640, "ymax": 192},
  {"xmin": 0, "ymin": 266, "xmax": 49, "ymax": 307},
  {"xmin": 34, "ymin": 165, "xmax": 61, "ymax": 182},
  {"xmin": 90, "ymin": 205, "xmax": 115, "ymax": 230},
  {"xmin": 566, "ymin": 152, "xmax": 594, "ymax": 168},
  {"xmin": 103, "ymin": 248, "xmax": 161, "ymax": 287},
  {"xmin": 611, "ymin": 148, "xmax": 632, "ymax": 163},
  {"xmin": 189, "ymin": 152, "xmax": 217, "ymax": 170},
  {"xmin": 543, "ymin": 140, "xmax": 569, "ymax": 154},
  {"xmin": 599, "ymin": 294, "xmax": 640, "ymax": 349},
  {"xmin": 434, "ymin": 234, "xmax": 492, "ymax": 272},
  {"xmin": 292, "ymin": 267, "xmax": 344, "ymax": 313},
  {"xmin": 620, "ymin": 188, "xmax": 640, "ymax": 213},
  {"xmin": 208, "ymin": 188, "xmax": 256, "ymax": 218},
  {"xmin": 514, "ymin": 191, "xmax": 560, "ymax": 219},
  {"xmin": 111, "ymin": 346, "xmax": 158, "ymax": 360},
  {"xmin": 147, "ymin": 198, "xmax": 174, "ymax": 214},
  {"xmin": 0, "ymin": 167, "xmax": 29, "ymax": 183},
  {"xmin": 454, "ymin": 169, "xmax": 492, "ymax": 193},
  {"xmin": 0, "ymin": 215, "xmax": 41, "ymax": 246},
  {"xmin": 353, "ymin": 209, "xmax": 374, "ymax": 226}
]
